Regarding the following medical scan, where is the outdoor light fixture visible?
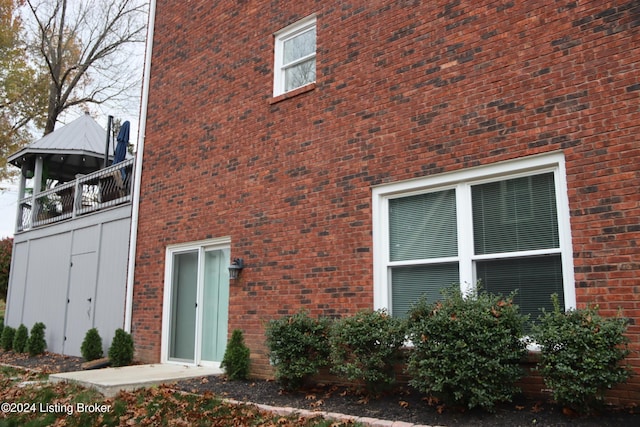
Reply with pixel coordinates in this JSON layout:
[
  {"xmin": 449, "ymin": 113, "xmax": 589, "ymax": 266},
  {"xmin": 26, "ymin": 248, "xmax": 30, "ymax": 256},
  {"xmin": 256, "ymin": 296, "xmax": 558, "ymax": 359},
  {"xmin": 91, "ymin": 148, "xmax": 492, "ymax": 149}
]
[{"xmin": 228, "ymin": 258, "xmax": 244, "ymax": 279}]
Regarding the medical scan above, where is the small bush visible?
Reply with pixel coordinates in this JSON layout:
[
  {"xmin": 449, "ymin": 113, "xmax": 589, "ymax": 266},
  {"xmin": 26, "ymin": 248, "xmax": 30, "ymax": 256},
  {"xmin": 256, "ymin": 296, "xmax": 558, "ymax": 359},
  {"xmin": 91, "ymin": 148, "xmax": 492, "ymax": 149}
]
[
  {"xmin": 533, "ymin": 294, "xmax": 631, "ymax": 414},
  {"xmin": 1, "ymin": 325, "xmax": 15, "ymax": 351},
  {"xmin": 329, "ymin": 309, "xmax": 405, "ymax": 395},
  {"xmin": 108, "ymin": 328, "xmax": 134, "ymax": 367},
  {"xmin": 81, "ymin": 328, "xmax": 104, "ymax": 361},
  {"xmin": 406, "ymin": 287, "xmax": 528, "ymax": 411},
  {"xmin": 0, "ymin": 237, "xmax": 12, "ymax": 300},
  {"xmin": 221, "ymin": 329, "xmax": 250, "ymax": 380},
  {"xmin": 27, "ymin": 322, "xmax": 46, "ymax": 356},
  {"xmin": 265, "ymin": 310, "xmax": 332, "ymax": 390},
  {"xmin": 12, "ymin": 324, "xmax": 29, "ymax": 353},
  {"xmin": 0, "ymin": 317, "xmax": 4, "ymax": 339}
]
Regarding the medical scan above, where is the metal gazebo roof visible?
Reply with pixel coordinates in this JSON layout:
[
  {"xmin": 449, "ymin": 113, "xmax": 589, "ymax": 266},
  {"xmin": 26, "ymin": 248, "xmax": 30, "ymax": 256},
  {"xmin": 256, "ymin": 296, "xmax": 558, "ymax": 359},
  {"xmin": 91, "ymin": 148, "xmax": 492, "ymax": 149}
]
[{"xmin": 8, "ymin": 113, "xmax": 114, "ymax": 182}]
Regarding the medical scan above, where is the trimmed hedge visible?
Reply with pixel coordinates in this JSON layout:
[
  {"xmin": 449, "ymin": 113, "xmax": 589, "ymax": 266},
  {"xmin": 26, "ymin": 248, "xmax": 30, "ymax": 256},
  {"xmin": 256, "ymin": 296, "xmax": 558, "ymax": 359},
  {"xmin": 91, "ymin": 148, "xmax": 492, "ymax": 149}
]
[
  {"xmin": 221, "ymin": 329, "xmax": 251, "ymax": 380},
  {"xmin": 405, "ymin": 287, "xmax": 528, "ymax": 411},
  {"xmin": 265, "ymin": 310, "xmax": 331, "ymax": 390},
  {"xmin": 330, "ymin": 309, "xmax": 405, "ymax": 394},
  {"xmin": 81, "ymin": 328, "xmax": 104, "ymax": 361},
  {"xmin": 13, "ymin": 324, "xmax": 29, "ymax": 353},
  {"xmin": 27, "ymin": 322, "xmax": 46, "ymax": 356},
  {"xmin": 1, "ymin": 325, "xmax": 15, "ymax": 351},
  {"xmin": 533, "ymin": 294, "xmax": 631, "ymax": 413},
  {"xmin": 108, "ymin": 329, "xmax": 134, "ymax": 367},
  {"xmin": 263, "ymin": 289, "xmax": 631, "ymax": 411}
]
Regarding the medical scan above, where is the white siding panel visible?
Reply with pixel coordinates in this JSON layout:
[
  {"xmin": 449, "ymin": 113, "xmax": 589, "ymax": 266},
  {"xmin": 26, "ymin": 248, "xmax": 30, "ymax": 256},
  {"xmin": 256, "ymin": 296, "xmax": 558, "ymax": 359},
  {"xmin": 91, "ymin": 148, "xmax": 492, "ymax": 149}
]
[
  {"xmin": 22, "ymin": 234, "xmax": 72, "ymax": 354},
  {"xmin": 94, "ymin": 218, "xmax": 130, "ymax": 354},
  {"xmin": 4, "ymin": 241, "xmax": 29, "ymax": 326}
]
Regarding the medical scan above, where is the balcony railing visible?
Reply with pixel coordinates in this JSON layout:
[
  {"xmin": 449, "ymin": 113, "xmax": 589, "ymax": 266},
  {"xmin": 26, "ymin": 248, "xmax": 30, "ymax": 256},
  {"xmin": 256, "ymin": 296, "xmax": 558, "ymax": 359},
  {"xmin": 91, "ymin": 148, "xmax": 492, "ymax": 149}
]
[{"xmin": 17, "ymin": 158, "xmax": 135, "ymax": 232}]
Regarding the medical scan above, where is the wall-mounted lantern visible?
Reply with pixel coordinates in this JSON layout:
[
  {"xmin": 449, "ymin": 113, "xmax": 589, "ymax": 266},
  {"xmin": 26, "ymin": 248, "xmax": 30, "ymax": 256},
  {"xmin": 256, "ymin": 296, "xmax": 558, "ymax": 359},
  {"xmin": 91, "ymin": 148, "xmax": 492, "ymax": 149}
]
[{"xmin": 228, "ymin": 258, "xmax": 244, "ymax": 279}]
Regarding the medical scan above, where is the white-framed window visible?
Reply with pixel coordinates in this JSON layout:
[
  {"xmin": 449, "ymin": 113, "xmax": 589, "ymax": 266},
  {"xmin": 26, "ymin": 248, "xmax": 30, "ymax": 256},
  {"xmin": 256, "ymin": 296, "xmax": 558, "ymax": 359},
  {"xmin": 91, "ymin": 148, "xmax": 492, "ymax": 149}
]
[
  {"xmin": 372, "ymin": 152, "xmax": 576, "ymax": 319},
  {"xmin": 273, "ymin": 15, "xmax": 316, "ymax": 97}
]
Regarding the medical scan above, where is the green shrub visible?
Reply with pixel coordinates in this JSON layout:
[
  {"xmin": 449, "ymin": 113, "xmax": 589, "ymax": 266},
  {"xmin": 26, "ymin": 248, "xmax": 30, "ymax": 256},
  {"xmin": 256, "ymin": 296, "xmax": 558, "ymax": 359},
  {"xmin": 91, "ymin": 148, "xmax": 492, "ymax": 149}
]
[
  {"xmin": 0, "ymin": 237, "xmax": 12, "ymax": 301},
  {"xmin": 12, "ymin": 324, "xmax": 28, "ymax": 353},
  {"xmin": 265, "ymin": 310, "xmax": 332, "ymax": 390},
  {"xmin": 81, "ymin": 328, "xmax": 104, "ymax": 361},
  {"xmin": 533, "ymin": 294, "xmax": 631, "ymax": 414},
  {"xmin": 329, "ymin": 309, "xmax": 405, "ymax": 395},
  {"xmin": 1, "ymin": 325, "xmax": 15, "ymax": 351},
  {"xmin": 27, "ymin": 322, "xmax": 46, "ymax": 356},
  {"xmin": 406, "ymin": 287, "xmax": 528, "ymax": 411},
  {"xmin": 108, "ymin": 328, "xmax": 134, "ymax": 367},
  {"xmin": 0, "ymin": 316, "xmax": 4, "ymax": 339},
  {"xmin": 221, "ymin": 329, "xmax": 250, "ymax": 380}
]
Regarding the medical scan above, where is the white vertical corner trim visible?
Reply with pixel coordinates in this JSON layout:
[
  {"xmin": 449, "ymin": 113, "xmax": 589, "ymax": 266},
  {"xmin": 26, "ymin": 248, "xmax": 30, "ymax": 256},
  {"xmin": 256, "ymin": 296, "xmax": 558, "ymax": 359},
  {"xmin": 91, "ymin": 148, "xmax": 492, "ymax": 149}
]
[
  {"xmin": 371, "ymin": 151, "xmax": 576, "ymax": 313},
  {"xmin": 554, "ymin": 156, "xmax": 577, "ymax": 310},
  {"xmin": 124, "ymin": 0, "xmax": 157, "ymax": 333},
  {"xmin": 371, "ymin": 187, "xmax": 388, "ymax": 312}
]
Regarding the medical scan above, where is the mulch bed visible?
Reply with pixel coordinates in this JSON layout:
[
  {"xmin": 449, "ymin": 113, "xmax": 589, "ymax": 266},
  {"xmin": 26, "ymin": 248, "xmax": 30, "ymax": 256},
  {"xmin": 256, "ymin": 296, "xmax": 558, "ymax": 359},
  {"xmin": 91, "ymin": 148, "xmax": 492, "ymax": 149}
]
[
  {"xmin": 0, "ymin": 350, "xmax": 84, "ymax": 374},
  {"xmin": 1, "ymin": 350, "xmax": 638, "ymax": 426}
]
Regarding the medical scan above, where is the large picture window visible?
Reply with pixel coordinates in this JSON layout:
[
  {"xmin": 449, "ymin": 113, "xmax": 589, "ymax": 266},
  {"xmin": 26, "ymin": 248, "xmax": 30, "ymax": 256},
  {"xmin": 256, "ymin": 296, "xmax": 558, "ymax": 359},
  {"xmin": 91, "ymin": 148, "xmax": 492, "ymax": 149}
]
[
  {"xmin": 273, "ymin": 16, "xmax": 316, "ymax": 96},
  {"xmin": 373, "ymin": 153, "xmax": 575, "ymax": 319}
]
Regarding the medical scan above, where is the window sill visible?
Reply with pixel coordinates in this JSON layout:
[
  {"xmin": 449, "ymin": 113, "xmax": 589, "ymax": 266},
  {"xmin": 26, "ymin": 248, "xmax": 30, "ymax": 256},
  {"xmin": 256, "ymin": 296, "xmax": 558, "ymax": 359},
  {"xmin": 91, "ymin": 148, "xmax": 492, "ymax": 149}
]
[{"xmin": 269, "ymin": 83, "xmax": 316, "ymax": 105}]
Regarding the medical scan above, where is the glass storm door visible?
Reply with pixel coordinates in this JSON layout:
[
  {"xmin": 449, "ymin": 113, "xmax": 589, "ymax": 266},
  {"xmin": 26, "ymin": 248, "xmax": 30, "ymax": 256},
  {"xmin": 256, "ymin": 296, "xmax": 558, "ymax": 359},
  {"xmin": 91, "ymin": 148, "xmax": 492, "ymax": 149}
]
[
  {"xmin": 168, "ymin": 246, "xmax": 230, "ymax": 365},
  {"xmin": 200, "ymin": 249, "xmax": 230, "ymax": 363},
  {"xmin": 169, "ymin": 251, "xmax": 198, "ymax": 362}
]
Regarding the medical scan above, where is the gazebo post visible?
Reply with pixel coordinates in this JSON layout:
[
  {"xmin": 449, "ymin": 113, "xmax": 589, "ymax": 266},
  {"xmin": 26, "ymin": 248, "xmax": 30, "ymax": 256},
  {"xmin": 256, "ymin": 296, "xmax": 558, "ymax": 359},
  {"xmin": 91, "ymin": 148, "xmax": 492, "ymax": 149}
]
[
  {"xmin": 15, "ymin": 165, "xmax": 28, "ymax": 232},
  {"xmin": 30, "ymin": 156, "xmax": 44, "ymax": 227}
]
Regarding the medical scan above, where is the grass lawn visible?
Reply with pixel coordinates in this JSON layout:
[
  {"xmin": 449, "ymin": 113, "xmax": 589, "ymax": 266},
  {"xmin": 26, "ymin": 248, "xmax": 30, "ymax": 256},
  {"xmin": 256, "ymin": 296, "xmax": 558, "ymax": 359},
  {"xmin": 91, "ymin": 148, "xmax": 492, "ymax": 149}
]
[{"xmin": 0, "ymin": 366, "xmax": 361, "ymax": 426}]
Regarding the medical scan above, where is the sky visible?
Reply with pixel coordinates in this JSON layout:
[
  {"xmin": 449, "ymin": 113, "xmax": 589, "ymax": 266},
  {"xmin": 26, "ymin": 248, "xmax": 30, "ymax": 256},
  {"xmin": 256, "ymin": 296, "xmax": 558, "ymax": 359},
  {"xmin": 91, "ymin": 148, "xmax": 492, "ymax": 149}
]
[{"xmin": 0, "ymin": 181, "xmax": 18, "ymax": 239}]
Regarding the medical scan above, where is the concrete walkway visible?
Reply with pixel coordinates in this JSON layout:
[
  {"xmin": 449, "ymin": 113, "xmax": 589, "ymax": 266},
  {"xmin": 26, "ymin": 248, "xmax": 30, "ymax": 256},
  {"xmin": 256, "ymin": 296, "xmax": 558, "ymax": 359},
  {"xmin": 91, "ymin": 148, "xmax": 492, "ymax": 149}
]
[{"xmin": 49, "ymin": 363, "xmax": 223, "ymax": 397}]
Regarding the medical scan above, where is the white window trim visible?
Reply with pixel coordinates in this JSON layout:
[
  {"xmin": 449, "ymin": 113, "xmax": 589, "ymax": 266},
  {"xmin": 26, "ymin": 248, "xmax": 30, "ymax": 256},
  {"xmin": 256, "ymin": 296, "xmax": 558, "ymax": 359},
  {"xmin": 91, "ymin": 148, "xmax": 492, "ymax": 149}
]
[
  {"xmin": 273, "ymin": 15, "xmax": 317, "ymax": 97},
  {"xmin": 161, "ymin": 237, "xmax": 231, "ymax": 366},
  {"xmin": 372, "ymin": 152, "xmax": 576, "ymax": 314}
]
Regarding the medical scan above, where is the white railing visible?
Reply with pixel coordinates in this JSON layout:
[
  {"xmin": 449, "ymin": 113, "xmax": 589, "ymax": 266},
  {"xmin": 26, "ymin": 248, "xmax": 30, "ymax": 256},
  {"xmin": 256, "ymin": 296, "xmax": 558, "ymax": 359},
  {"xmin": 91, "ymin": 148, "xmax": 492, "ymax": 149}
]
[{"xmin": 17, "ymin": 158, "xmax": 135, "ymax": 232}]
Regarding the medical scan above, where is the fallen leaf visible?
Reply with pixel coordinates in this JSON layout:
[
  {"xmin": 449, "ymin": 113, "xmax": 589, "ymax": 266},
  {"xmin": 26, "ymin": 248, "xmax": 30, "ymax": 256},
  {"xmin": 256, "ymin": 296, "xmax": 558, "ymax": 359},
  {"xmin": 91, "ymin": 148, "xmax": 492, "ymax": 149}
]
[
  {"xmin": 531, "ymin": 401, "xmax": 544, "ymax": 413},
  {"xmin": 399, "ymin": 400, "xmax": 409, "ymax": 408},
  {"xmin": 310, "ymin": 399, "xmax": 324, "ymax": 408},
  {"xmin": 423, "ymin": 396, "xmax": 440, "ymax": 406}
]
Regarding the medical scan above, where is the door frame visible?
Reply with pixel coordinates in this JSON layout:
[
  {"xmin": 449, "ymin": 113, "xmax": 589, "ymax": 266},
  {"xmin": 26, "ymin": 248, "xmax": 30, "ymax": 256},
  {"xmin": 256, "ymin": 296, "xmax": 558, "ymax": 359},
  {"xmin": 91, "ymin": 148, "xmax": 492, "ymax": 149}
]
[{"xmin": 161, "ymin": 237, "xmax": 231, "ymax": 367}]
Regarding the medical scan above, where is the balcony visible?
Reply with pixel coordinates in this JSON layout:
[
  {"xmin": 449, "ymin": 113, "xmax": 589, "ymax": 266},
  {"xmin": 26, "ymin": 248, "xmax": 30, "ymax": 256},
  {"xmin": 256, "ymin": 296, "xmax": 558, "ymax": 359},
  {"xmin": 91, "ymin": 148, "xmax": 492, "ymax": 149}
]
[{"xmin": 16, "ymin": 158, "xmax": 135, "ymax": 232}]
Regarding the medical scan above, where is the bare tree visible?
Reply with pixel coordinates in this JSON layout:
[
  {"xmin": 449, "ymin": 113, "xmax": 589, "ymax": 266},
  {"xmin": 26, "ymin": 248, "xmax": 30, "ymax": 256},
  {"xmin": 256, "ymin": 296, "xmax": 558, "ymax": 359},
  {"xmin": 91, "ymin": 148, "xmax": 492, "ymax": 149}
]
[{"xmin": 25, "ymin": 0, "xmax": 147, "ymax": 136}]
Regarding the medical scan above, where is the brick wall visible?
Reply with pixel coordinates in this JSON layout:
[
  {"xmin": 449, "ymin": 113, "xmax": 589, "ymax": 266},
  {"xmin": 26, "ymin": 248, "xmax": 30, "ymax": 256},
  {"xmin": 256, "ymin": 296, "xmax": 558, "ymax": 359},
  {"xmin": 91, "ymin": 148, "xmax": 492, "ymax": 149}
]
[{"xmin": 134, "ymin": 0, "xmax": 639, "ymax": 403}]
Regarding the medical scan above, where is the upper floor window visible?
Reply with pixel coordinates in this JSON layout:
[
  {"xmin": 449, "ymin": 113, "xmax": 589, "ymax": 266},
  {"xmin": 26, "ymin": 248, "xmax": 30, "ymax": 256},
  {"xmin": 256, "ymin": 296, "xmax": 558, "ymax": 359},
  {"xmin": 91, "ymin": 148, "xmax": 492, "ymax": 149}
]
[{"xmin": 273, "ymin": 16, "xmax": 316, "ymax": 97}]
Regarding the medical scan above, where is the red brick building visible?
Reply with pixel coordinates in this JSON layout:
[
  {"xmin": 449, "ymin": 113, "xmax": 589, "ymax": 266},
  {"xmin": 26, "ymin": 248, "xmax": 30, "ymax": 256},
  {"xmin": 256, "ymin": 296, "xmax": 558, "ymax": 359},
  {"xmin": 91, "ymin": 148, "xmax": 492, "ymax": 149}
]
[{"xmin": 132, "ymin": 0, "xmax": 639, "ymax": 403}]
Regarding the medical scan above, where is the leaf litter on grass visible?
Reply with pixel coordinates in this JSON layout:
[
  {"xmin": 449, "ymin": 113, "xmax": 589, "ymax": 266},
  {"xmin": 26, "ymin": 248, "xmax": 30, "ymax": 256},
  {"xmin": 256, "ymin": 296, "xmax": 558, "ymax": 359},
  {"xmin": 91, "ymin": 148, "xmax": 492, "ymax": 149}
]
[{"xmin": 0, "ymin": 367, "xmax": 360, "ymax": 427}]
